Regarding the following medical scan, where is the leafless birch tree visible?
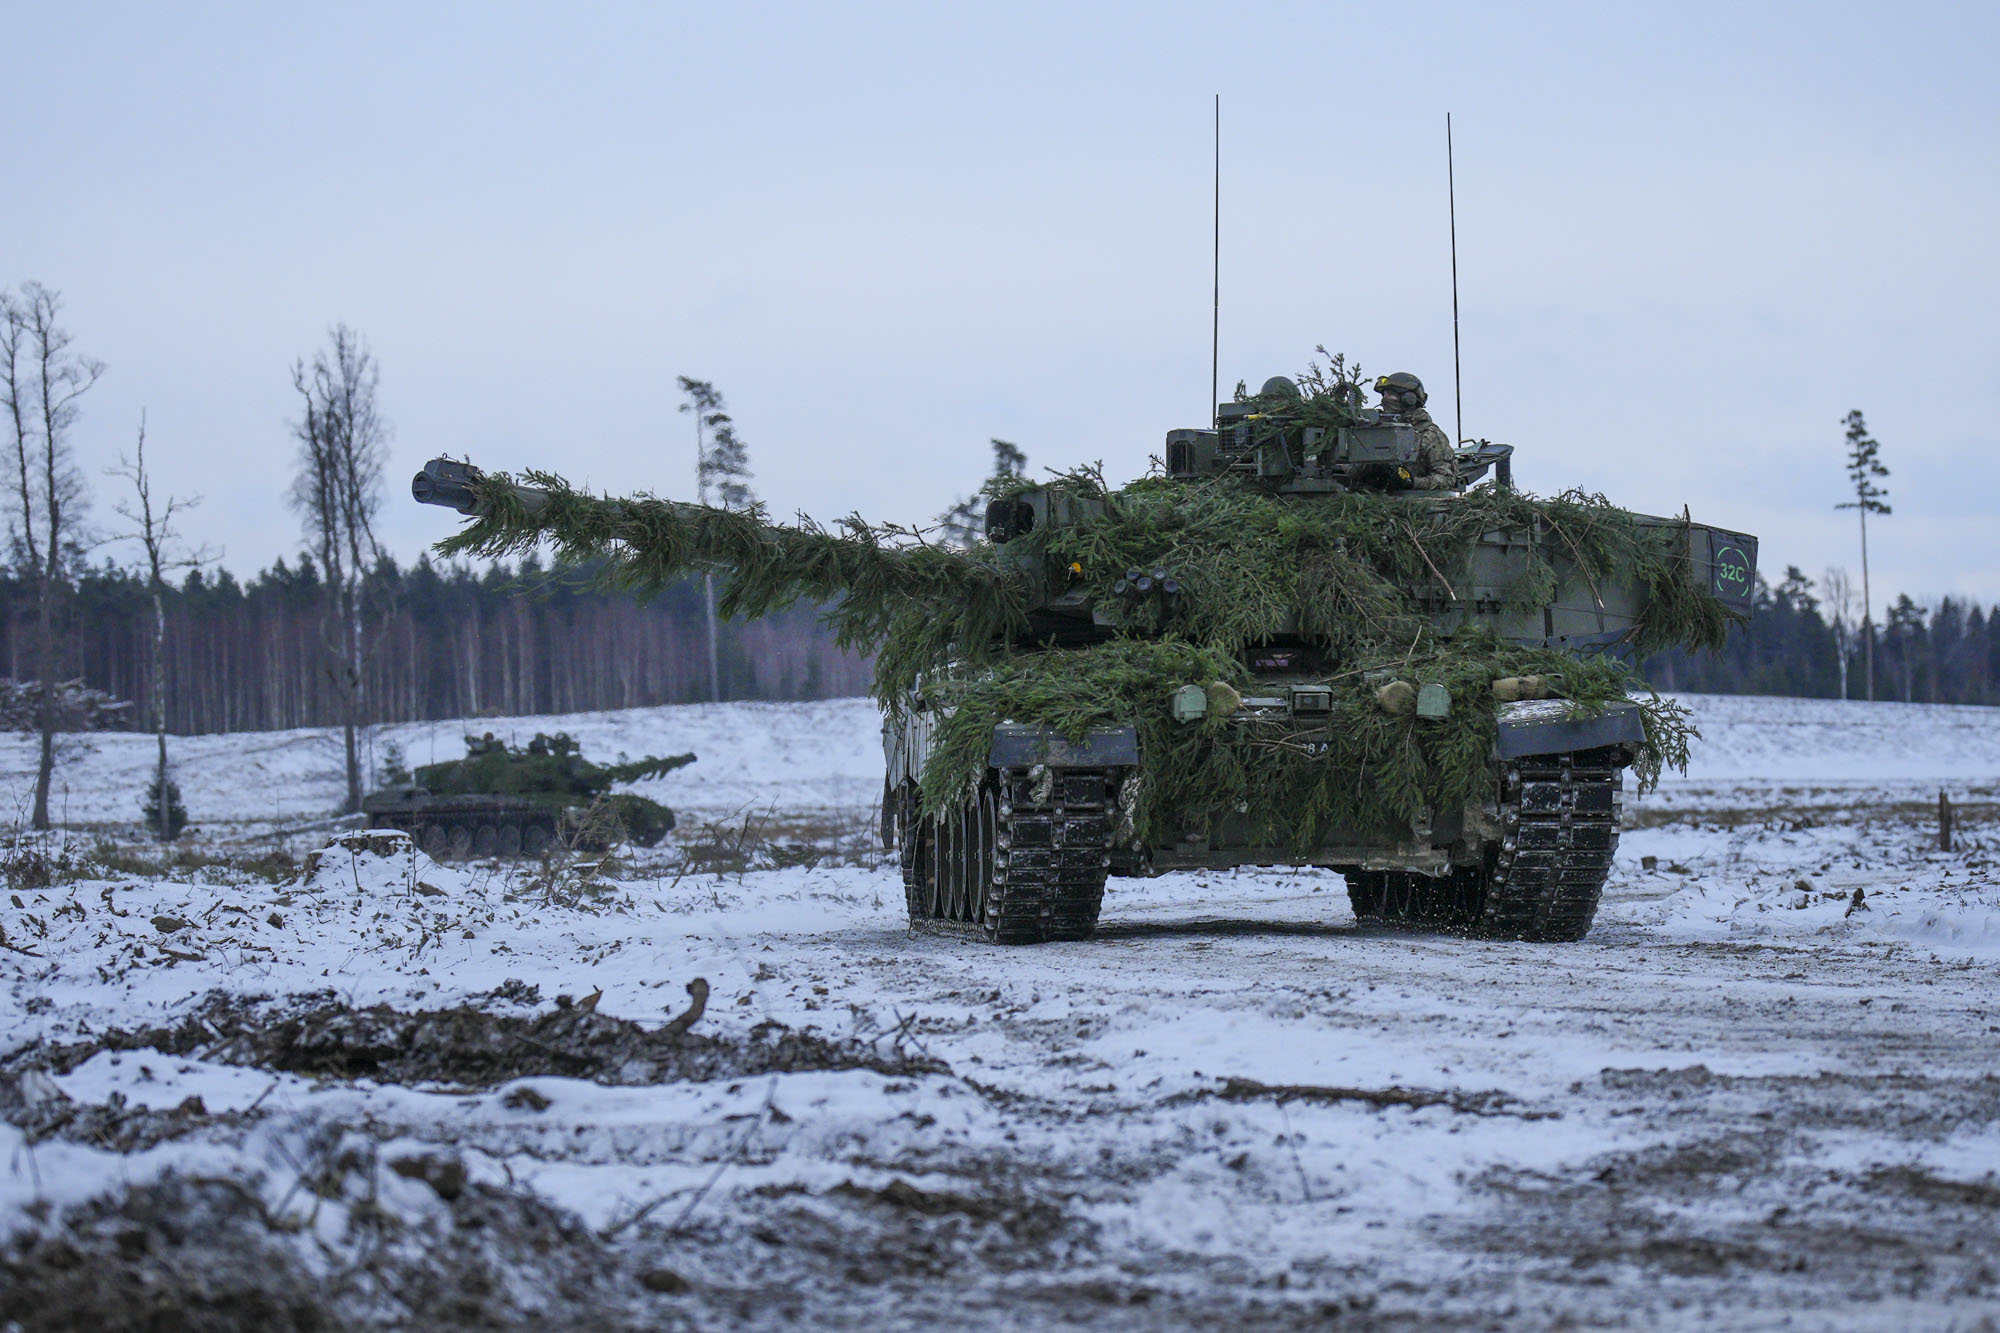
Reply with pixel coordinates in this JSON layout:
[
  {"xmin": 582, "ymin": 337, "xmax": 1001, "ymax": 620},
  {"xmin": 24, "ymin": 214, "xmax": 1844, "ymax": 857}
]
[
  {"xmin": 289, "ymin": 325, "xmax": 388, "ymax": 813},
  {"xmin": 1821, "ymin": 565, "xmax": 1856, "ymax": 701},
  {"xmin": 110, "ymin": 413, "xmax": 214, "ymax": 838},
  {"xmin": 1, "ymin": 283, "xmax": 102, "ymax": 829}
]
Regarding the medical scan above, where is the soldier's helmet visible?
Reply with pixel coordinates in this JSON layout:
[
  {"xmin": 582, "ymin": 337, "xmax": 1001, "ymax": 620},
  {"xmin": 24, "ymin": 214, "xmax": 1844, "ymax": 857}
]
[
  {"xmin": 1260, "ymin": 375, "xmax": 1300, "ymax": 399},
  {"xmin": 1375, "ymin": 372, "xmax": 1427, "ymax": 410}
]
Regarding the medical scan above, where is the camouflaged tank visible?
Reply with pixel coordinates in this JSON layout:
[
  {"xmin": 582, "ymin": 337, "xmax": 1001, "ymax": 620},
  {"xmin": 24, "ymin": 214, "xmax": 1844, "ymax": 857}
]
[
  {"xmin": 362, "ymin": 731, "xmax": 695, "ymax": 859},
  {"xmin": 411, "ymin": 360, "xmax": 1756, "ymax": 942}
]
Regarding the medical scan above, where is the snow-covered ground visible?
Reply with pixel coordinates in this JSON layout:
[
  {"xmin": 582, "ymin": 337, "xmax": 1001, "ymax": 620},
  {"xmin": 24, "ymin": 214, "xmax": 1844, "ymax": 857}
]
[
  {"xmin": 0, "ymin": 695, "xmax": 887, "ymax": 833},
  {"xmin": 3, "ymin": 693, "xmax": 1999, "ymax": 1329}
]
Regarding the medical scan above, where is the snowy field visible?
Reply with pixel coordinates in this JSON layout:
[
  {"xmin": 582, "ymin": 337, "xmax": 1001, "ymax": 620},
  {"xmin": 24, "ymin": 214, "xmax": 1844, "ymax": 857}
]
[{"xmin": 3, "ymin": 693, "xmax": 1999, "ymax": 1330}]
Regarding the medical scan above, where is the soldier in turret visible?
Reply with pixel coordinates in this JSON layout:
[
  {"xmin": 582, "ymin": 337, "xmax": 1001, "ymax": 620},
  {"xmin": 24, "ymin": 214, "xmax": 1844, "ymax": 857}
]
[{"xmin": 1374, "ymin": 372, "xmax": 1459, "ymax": 491}]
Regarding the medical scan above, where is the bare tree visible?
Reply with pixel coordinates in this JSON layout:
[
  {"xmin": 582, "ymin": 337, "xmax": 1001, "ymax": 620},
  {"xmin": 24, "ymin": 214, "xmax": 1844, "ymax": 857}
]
[
  {"xmin": 0, "ymin": 283, "xmax": 103, "ymax": 829},
  {"xmin": 289, "ymin": 325, "xmax": 388, "ymax": 813},
  {"xmin": 1821, "ymin": 565, "xmax": 1855, "ymax": 701},
  {"xmin": 110, "ymin": 413, "xmax": 215, "ymax": 838},
  {"xmin": 1835, "ymin": 410, "xmax": 1890, "ymax": 702}
]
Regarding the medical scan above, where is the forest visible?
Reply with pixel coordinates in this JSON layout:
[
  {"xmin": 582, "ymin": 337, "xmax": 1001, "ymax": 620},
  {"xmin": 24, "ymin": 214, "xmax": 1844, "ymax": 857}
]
[
  {"xmin": 0, "ymin": 554, "xmax": 1987, "ymax": 743},
  {"xmin": 0, "ymin": 554, "xmax": 872, "ymax": 736},
  {"xmin": 1644, "ymin": 564, "xmax": 2000, "ymax": 707}
]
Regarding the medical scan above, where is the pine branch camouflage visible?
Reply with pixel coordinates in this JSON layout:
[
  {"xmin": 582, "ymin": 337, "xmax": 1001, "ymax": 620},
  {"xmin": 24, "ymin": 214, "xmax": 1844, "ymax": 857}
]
[{"xmin": 426, "ymin": 449, "xmax": 1745, "ymax": 848}]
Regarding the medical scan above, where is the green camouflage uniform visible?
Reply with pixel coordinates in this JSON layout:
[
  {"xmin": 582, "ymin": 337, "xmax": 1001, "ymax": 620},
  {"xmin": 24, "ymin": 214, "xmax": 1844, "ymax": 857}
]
[{"xmin": 1406, "ymin": 408, "xmax": 1458, "ymax": 491}]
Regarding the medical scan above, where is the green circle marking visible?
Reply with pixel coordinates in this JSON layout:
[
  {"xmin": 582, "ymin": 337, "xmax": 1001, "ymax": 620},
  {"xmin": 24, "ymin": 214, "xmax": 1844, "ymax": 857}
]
[{"xmin": 1714, "ymin": 546, "xmax": 1750, "ymax": 598}]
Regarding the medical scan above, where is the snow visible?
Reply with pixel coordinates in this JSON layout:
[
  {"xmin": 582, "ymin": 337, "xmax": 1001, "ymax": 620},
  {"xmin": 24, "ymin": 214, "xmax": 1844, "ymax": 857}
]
[
  {"xmin": 1671, "ymin": 692, "xmax": 2000, "ymax": 782},
  {"xmin": 0, "ymin": 695, "xmax": 884, "ymax": 830},
  {"xmin": 4, "ymin": 691, "xmax": 2000, "ymax": 1327}
]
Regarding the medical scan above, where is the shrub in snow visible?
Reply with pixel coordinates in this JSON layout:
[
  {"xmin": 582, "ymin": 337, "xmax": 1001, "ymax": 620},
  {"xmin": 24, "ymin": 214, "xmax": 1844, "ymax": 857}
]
[{"xmin": 142, "ymin": 774, "xmax": 189, "ymax": 841}]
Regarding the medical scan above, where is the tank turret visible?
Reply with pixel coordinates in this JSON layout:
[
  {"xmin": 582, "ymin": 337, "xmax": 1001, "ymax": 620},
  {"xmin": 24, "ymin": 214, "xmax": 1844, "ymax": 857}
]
[
  {"xmin": 413, "ymin": 351, "xmax": 1757, "ymax": 942},
  {"xmin": 363, "ymin": 730, "xmax": 695, "ymax": 859}
]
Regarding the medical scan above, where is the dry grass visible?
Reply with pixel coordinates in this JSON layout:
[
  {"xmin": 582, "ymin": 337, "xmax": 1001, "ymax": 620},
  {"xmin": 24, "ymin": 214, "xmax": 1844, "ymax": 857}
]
[{"xmin": 665, "ymin": 806, "xmax": 888, "ymax": 877}]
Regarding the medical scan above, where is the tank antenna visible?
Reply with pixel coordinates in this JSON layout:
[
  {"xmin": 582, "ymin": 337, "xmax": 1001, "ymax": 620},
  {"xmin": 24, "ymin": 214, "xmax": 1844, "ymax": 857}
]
[
  {"xmin": 1447, "ymin": 111, "xmax": 1463, "ymax": 447},
  {"xmin": 1211, "ymin": 93, "xmax": 1221, "ymax": 430}
]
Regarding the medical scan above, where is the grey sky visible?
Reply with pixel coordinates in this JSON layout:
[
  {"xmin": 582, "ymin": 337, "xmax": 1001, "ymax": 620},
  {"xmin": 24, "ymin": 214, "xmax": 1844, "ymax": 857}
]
[{"xmin": 6, "ymin": 1, "xmax": 1995, "ymax": 613}]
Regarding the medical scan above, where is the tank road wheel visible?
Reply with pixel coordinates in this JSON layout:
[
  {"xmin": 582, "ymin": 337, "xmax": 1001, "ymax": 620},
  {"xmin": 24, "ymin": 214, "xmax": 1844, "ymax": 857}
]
[
  {"xmin": 419, "ymin": 824, "xmax": 449, "ymax": 861},
  {"xmin": 523, "ymin": 823, "xmax": 553, "ymax": 858},
  {"xmin": 970, "ymin": 784, "xmax": 998, "ymax": 927},
  {"xmin": 940, "ymin": 801, "xmax": 966, "ymax": 921},
  {"xmin": 473, "ymin": 824, "xmax": 499, "ymax": 858},
  {"xmin": 498, "ymin": 824, "xmax": 522, "ymax": 857},
  {"xmin": 447, "ymin": 825, "xmax": 474, "ymax": 860},
  {"xmin": 899, "ymin": 787, "xmax": 939, "ymax": 925},
  {"xmin": 928, "ymin": 805, "xmax": 955, "ymax": 921}
]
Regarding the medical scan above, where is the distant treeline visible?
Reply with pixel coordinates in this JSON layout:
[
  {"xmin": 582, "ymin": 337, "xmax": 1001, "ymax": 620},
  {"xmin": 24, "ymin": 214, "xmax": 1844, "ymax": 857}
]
[
  {"xmin": 0, "ymin": 556, "xmax": 1990, "ymax": 736},
  {"xmin": 0, "ymin": 555, "xmax": 873, "ymax": 735},
  {"xmin": 1646, "ymin": 566, "xmax": 2000, "ymax": 705}
]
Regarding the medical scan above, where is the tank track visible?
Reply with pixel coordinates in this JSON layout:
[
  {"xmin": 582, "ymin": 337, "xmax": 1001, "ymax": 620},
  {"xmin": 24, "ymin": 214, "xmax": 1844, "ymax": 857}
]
[
  {"xmin": 901, "ymin": 767, "xmax": 1117, "ymax": 944},
  {"xmin": 1346, "ymin": 746, "xmax": 1624, "ymax": 943}
]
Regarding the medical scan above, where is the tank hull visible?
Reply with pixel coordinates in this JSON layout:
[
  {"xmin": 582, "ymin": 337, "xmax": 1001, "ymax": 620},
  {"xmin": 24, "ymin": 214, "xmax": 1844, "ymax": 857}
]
[
  {"xmin": 361, "ymin": 790, "xmax": 674, "ymax": 859},
  {"xmin": 884, "ymin": 696, "xmax": 1640, "ymax": 941}
]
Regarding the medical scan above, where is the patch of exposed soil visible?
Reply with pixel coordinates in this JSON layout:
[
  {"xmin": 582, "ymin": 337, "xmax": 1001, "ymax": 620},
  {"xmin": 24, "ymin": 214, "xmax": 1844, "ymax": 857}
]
[
  {"xmin": 1596, "ymin": 1064, "xmax": 2000, "ymax": 1138},
  {"xmin": 4, "ymin": 987, "xmax": 946, "ymax": 1098},
  {"xmin": 0, "ymin": 1157, "xmax": 1411, "ymax": 1333},
  {"xmin": 0, "ymin": 1071, "xmax": 258, "ymax": 1153},
  {"xmin": 1, "ymin": 1171, "xmax": 652, "ymax": 1333}
]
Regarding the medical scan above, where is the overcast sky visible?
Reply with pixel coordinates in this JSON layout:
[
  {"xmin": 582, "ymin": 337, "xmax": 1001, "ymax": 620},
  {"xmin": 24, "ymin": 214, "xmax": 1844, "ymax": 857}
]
[{"xmin": 5, "ymin": 1, "xmax": 1996, "ymax": 613}]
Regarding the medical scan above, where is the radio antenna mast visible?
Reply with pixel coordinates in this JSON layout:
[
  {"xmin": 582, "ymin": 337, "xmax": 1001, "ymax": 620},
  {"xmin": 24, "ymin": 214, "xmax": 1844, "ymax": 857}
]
[
  {"xmin": 1447, "ymin": 111, "xmax": 1463, "ymax": 447},
  {"xmin": 1211, "ymin": 94, "xmax": 1221, "ymax": 429}
]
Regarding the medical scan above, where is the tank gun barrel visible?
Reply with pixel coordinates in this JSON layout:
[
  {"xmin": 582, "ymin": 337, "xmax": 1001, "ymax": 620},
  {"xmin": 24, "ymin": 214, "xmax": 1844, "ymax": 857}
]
[
  {"xmin": 605, "ymin": 752, "xmax": 698, "ymax": 784},
  {"xmin": 414, "ymin": 458, "xmax": 555, "ymax": 518},
  {"xmin": 412, "ymin": 457, "xmax": 1029, "ymax": 646}
]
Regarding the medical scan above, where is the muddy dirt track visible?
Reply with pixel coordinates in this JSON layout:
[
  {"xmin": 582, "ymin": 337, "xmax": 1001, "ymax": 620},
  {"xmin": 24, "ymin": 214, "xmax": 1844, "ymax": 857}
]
[{"xmin": 8, "ymin": 870, "xmax": 1999, "ymax": 1328}]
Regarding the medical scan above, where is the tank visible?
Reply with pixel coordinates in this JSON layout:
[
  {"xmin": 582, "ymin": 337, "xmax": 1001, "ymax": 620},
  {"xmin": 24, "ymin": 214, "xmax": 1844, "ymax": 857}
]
[
  {"xmin": 411, "ymin": 357, "xmax": 1756, "ymax": 940},
  {"xmin": 362, "ymin": 730, "xmax": 696, "ymax": 859}
]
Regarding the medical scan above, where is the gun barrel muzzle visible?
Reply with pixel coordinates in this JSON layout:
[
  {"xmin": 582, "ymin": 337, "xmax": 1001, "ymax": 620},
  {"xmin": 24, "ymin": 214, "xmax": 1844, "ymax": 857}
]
[{"xmin": 413, "ymin": 458, "xmax": 482, "ymax": 515}]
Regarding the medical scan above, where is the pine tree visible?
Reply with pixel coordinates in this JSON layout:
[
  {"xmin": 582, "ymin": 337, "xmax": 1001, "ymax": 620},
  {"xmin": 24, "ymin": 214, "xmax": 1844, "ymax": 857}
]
[
  {"xmin": 141, "ymin": 772, "xmax": 188, "ymax": 840},
  {"xmin": 676, "ymin": 377, "xmax": 758, "ymax": 700},
  {"xmin": 1835, "ymin": 410, "xmax": 1890, "ymax": 701},
  {"xmin": 1885, "ymin": 594, "xmax": 1926, "ymax": 703}
]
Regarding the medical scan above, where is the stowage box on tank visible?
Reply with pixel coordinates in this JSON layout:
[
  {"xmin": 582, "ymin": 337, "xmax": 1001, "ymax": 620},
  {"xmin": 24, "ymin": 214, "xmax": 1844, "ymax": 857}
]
[
  {"xmin": 412, "ymin": 357, "xmax": 1755, "ymax": 940},
  {"xmin": 362, "ymin": 731, "xmax": 695, "ymax": 859}
]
